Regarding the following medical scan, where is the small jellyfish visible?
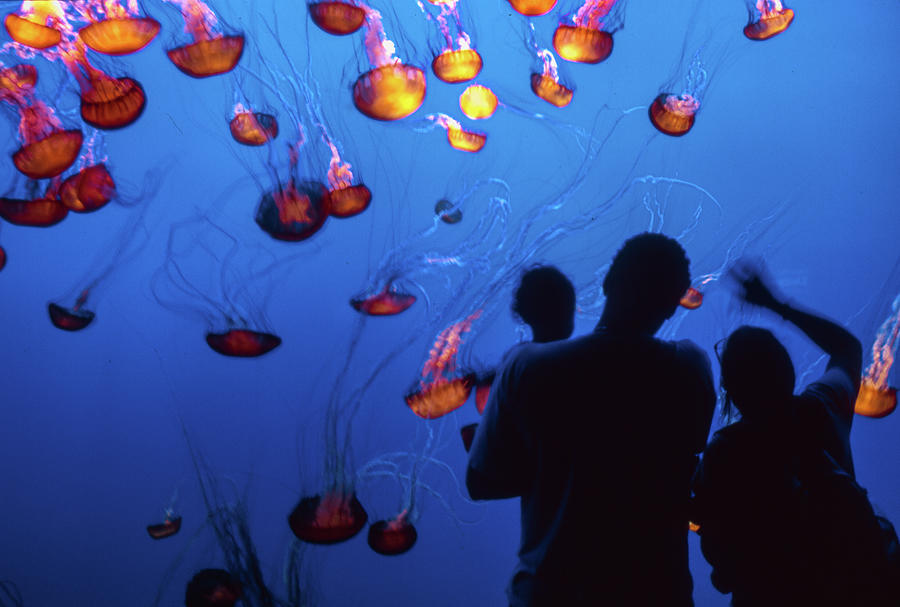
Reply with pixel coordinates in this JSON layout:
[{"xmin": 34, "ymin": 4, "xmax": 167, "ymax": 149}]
[
  {"xmin": 648, "ymin": 93, "xmax": 698, "ymax": 137},
  {"xmin": 553, "ymin": 26, "xmax": 612, "ymax": 64},
  {"xmin": 229, "ymin": 107, "xmax": 279, "ymax": 146},
  {"xmin": 855, "ymin": 296, "xmax": 899, "ymax": 418},
  {"xmin": 459, "ymin": 84, "xmax": 498, "ymax": 120},
  {"xmin": 460, "ymin": 422, "xmax": 478, "ymax": 452},
  {"xmin": 508, "ymin": 0, "xmax": 558, "ymax": 17},
  {"xmin": 13, "ymin": 129, "xmax": 84, "ymax": 180},
  {"xmin": 679, "ymin": 286, "xmax": 703, "ymax": 309},
  {"xmin": 405, "ymin": 374, "xmax": 476, "ymax": 419},
  {"xmin": 432, "ymin": 49, "xmax": 483, "ymax": 84},
  {"xmin": 4, "ymin": 3, "xmax": 65, "ymax": 50},
  {"xmin": 48, "ymin": 300, "xmax": 95, "ymax": 332},
  {"xmin": 185, "ymin": 569, "xmax": 242, "ymax": 607},
  {"xmin": 426, "ymin": 114, "xmax": 487, "ymax": 153},
  {"xmin": 205, "ymin": 329, "xmax": 282, "ymax": 357},
  {"xmin": 368, "ymin": 512, "xmax": 418, "ymax": 555},
  {"xmin": 0, "ymin": 64, "xmax": 37, "ymax": 102},
  {"xmin": 255, "ymin": 180, "xmax": 331, "ymax": 242},
  {"xmin": 309, "ymin": 1, "xmax": 367, "ymax": 35},
  {"xmin": 165, "ymin": 0, "xmax": 244, "ymax": 77},
  {"xmin": 78, "ymin": 16, "xmax": 160, "ymax": 55},
  {"xmin": 147, "ymin": 513, "xmax": 183, "ymax": 540},
  {"xmin": 353, "ymin": 64, "xmax": 427, "ymax": 121},
  {"xmin": 288, "ymin": 492, "xmax": 368, "ymax": 544},
  {"xmin": 0, "ymin": 195, "xmax": 68, "ymax": 227},
  {"xmin": 743, "ymin": 0, "xmax": 794, "ymax": 41},
  {"xmin": 350, "ymin": 285, "xmax": 417, "ymax": 315},
  {"xmin": 60, "ymin": 164, "xmax": 116, "ymax": 213},
  {"xmin": 434, "ymin": 199, "xmax": 462, "ymax": 224},
  {"xmin": 531, "ymin": 73, "xmax": 573, "ymax": 108}
]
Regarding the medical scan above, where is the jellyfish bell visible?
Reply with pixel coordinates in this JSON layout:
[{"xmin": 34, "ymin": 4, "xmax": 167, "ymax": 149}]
[
  {"xmin": 552, "ymin": 25, "xmax": 613, "ymax": 64},
  {"xmin": 48, "ymin": 302, "xmax": 95, "ymax": 331},
  {"xmin": 4, "ymin": 12, "xmax": 62, "ymax": 50},
  {"xmin": 309, "ymin": 1, "xmax": 367, "ymax": 35},
  {"xmin": 288, "ymin": 492, "xmax": 368, "ymax": 544},
  {"xmin": 147, "ymin": 514, "xmax": 183, "ymax": 540},
  {"xmin": 185, "ymin": 568, "xmax": 242, "ymax": 607},
  {"xmin": 530, "ymin": 72, "xmax": 573, "ymax": 108},
  {"xmin": 229, "ymin": 111, "xmax": 278, "ymax": 146},
  {"xmin": 328, "ymin": 184, "xmax": 372, "ymax": 218},
  {"xmin": 350, "ymin": 286, "xmax": 417, "ymax": 316},
  {"xmin": 648, "ymin": 93, "xmax": 698, "ymax": 137},
  {"xmin": 743, "ymin": 0, "xmax": 794, "ymax": 41},
  {"xmin": 79, "ymin": 17, "xmax": 161, "ymax": 55},
  {"xmin": 431, "ymin": 48, "xmax": 482, "ymax": 84},
  {"xmin": 459, "ymin": 84, "xmax": 497, "ymax": 120},
  {"xmin": 77, "ymin": 75, "xmax": 146, "ymax": 130},
  {"xmin": 168, "ymin": 35, "xmax": 245, "ymax": 78},
  {"xmin": 460, "ymin": 422, "xmax": 478, "ymax": 452},
  {"xmin": 0, "ymin": 196, "xmax": 68, "ymax": 227},
  {"xmin": 679, "ymin": 286, "xmax": 703, "ymax": 309},
  {"xmin": 352, "ymin": 64, "xmax": 427, "ymax": 121},
  {"xmin": 854, "ymin": 379, "xmax": 897, "ymax": 419},
  {"xmin": 367, "ymin": 515, "xmax": 418, "ymax": 555},
  {"xmin": 434, "ymin": 199, "xmax": 462, "ymax": 224},
  {"xmin": 12, "ymin": 129, "xmax": 84, "ymax": 180},
  {"xmin": 255, "ymin": 180, "xmax": 331, "ymax": 242},
  {"xmin": 405, "ymin": 373, "xmax": 476, "ymax": 420},
  {"xmin": 205, "ymin": 329, "xmax": 282, "ymax": 357},
  {"xmin": 508, "ymin": 0, "xmax": 558, "ymax": 17},
  {"xmin": 446, "ymin": 126, "xmax": 486, "ymax": 153},
  {"xmin": 0, "ymin": 64, "xmax": 38, "ymax": 101},
  {"xmin": 59, "ymin": 164, "xmax": 116, "ymax": 213}
]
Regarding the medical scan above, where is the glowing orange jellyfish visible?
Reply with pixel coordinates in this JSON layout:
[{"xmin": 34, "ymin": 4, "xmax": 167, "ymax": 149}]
[
  {"xmin": 531, "ymin": 72, "xmax": 573, "ymax": 108},
  {"xmin": 165, "ymin": 0, "xmax": 244, "ymax": 77},
  {"xmin": 368, "ymin": 513, "xmax": 418, "ymax": 555},
  {"xmin": 353, "ymin": 8, "xmax": 426, "ymax": 121},
  {"xmin": 13, "ymin": 125, "xmax": 83, "ymax": 180},
  {"xmin": 79, "ymin": 17, "xmax": 160, "ymax": 55},
  {"xmin": 553, "ymin": 0, "xmax": 620, "ymax": 64},
  {"xmin": 421, "ymin": 0, "xmax": 481, "ymax": 83},
  {"xmin": 4, "ymin": 3, "xmax": 65, "ymax": 50},
  {"xmin": 309, "ymin": 1, "xmax": 367, "ymax": 35},
  {"xmin": 323, "ymin": 139, "xmax": 371, "ymax": 218},
  {"xmin": 229, "ymin": 106, "xmax": 278, "ymax": 146},
  {"xmin": 435, "ymin": 199, "xmax": 462, "ymax": 224},
  {"xmin": 427, "ymin": 114, "xmax": 487, "ymax": 153},
  {"xmin": 0, "ymin": 64, "xmax": 37, "ymax": 103},
  {"xmin": 743, "ymin": 0, "xmax": 794, "ymax": 41},
  {"xmin": 205, "ymin": 329, "xmax": 282, "ymax": 357},
  {"xmin": 432, "ymin": 49, "xmax": 482, "ymax": 83},
  {"xmin": 350, "ymin": 285, "xmax": 417, "ymax": 315},
  {"xmin": 680, "ymin": 287, "xmax": 703, "ymax": 309},
  {"xmin": 459, "ymin": 84, "xmax": 498, "ymax": 120},
  {"xmin": 508, "ymin": 0, "xmax": 558, "ymax": 17},
  {"xmin": 255, "ymin": 180, "xmax": 331, "ymax": 242},
  {"xmin": 60, "ymin": 164, "xmax": 116, "ymax": 212},
  {"xmin": 0, "ymin": 195, "xmax": 68, "ymax": 227},
  {"xmin": 649, "ymin": 93, "xmax": 698, "ymax": 137},
  {"xmin": 288, "ymin": 492, "xmax": 368, "ymax": 544},
  {"xmin": 185, "ymin": 569, "xmax": 242, "ymax": 607},
  {"xmin": 405, "ymin": 311, "xmax": 481, "ymax": 419},
  {"xmin": 460, "ymin": 422, "xmax": 478, "ymax": 452},
  {"xmin": 146, "ymin": 514, "xmax": 182, "ymax": 539},
  {"xmin": 855, "ymin": 295, "xmax": 899, "ymax": 418}
]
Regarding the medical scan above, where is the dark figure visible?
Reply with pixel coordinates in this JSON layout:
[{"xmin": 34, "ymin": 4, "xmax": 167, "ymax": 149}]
[
  {"xmin": 512, "ymin": 264, "xmax": 576, "ymax": 343},
  {"xmin": 692, "ymin": 262, "xmax": 899, "ymax": 606},
  {"xmin": 467, "ymin": 233, "xmax": 716, "ymax": 606}
]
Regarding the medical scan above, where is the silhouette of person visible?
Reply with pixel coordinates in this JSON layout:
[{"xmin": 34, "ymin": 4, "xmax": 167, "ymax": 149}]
[
  {"xmin": 691, "ymin": 261, "xmax": 897, "ymax": 606},
  {"xmin": 512, "ymin": 264, "xmax": 576, "ymax": 343},
  {"xmin": 467, "ymin": 233, "xmax": 716, "ymax": 606}
]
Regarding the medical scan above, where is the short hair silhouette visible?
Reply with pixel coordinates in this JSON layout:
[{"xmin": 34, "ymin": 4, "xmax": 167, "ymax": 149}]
[
  {"xmin": 720, "ymin": 325, "xmax": 796, "ymax": 419},
  {"xmin": 603, "ymin": 233, "xmax": 690, "ymax": 316},
  {"xmin": 512, "ymin": 265, "xmax": 575, "ymax": 342}
]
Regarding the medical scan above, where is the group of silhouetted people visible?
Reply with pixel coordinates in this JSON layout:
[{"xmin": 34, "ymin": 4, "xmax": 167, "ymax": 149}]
[{"xmin": 466, "ymin": 233, "xmax": 899, "ymax": 606}]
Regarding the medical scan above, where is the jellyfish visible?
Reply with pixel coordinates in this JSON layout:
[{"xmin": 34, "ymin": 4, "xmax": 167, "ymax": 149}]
[
  {"xmin": 0, "ymin": 63, "xmax": 37, "ymax": 104},
  {"xmin": 423, "ymin": 113, "xmax": 487, "ymax": 153},
  {"xmin": 508, "ymin": 0, "xmax": 558, "ymax": 17},
  {"xmin": 553, "ymin": 0, "xmax": 624, "ymax": 64},
  {"xmin": 163, "ymin": 0, "xmax": 244, "ymax": 77},
  {"xmin": 743, "ymin": 0, "xmax": 794, "ymax": 41},
  {"xmin": 350, "ymin": 284, "xmax": 417, "ymax": 315},
  {"xmin": 420, "ymin": 0, "xmax": 482, "ymax": 84},
  {"xmin": 147, "ymin": 511, "xmax": 183, "ymax": 540},
  {"xmin": 255, "ymin": 175, "xmax": 331, "ymax": 242},
  {"xmin": 228, "ymin": 104, "xmax": 278, "ymax": 146},
  {"xmin": 353, "ymin": 8, "xmax": 426, "ymax": 121},
  {"xmin": 4, "ymin": 1, "xmax": 65, "ymax": 49},
  {"xmin": 0, "ymin": 244, "xmax": 6, "ymax": 271},
  {"xmin": 649, "ymin": 49, "xmax": 709, "ymax": 137},
  {"xmin": 0, "ymin": 192, "xmax": 68, "ymax": 227},
  {"xmin": 679, "ymin": 286, "xmax": 703, "ymax": 309},
  {"xmin": 48, "ymin": 294, "xmax": 95, "ymax": 331},
  {"xmin": 526, "ymin": 24, "xmax": 574, "ymax": 107},
  {"xmin": 323, "ymin": 139, "xmax": 372, "ymax": 219},
  {"xmin": 434, "ymin": 198, "xmax": 463, "ymax": 224},
  {"xmin": 59, "ymin": 163, "xmax": 116, "ymax": 212},
  {"xmin": 184, "ymin": 569, "xmax": 242, "ymax": 607},
  {"xmin": 458, "ymin": 84, "xmax": 498, "ymax": 120},
  {"xmin": 405, "ymin": 311, "xmax": 481, "ymax": 419},
  {"xmin": 855, "ymin": 294, "xmax": 899, "ymax": 418},
  {"xmin": 77, "ymin": 1, "xmax": 160, "ymax": 55},
  {"xmin": 308, "ymin": 1, "xmax": 367, "ymax": 35},
  {"xmin": 288, "ymin": 491, "xmax": 369, "ymax": 544}
]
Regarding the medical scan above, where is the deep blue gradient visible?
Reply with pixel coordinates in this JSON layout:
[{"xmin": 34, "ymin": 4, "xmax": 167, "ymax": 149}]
[{"xmin": 1, "ymin": 1, "xmax": 898, "ymax": 605}]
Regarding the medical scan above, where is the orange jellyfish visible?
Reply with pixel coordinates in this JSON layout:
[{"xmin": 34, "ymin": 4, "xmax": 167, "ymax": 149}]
[
  {"xmin": 680, "ymin": 286, "xmax": 703, "ymax": 309},
  {"xmin": 78, "ymin": 0, "xmax": 160, "ymax": 56},
  {"xmin": 527, "ymin": 27, "xmax": 574, "ymax": 108},
  {"xmin": 553, "ymin": 0, "xmax": 622, "ymax": 64},
  {"xmin": 0, "ymin": 64, "xmax": 37, "ymax": 104},
  {"xmin": 309, "ymin": 1, "xmax": 367, "ymax": 35},
  {"xmin": 743, "ymin": 0, "xmax": 794, "ymax": 41},
  {"xmin": 59, "ymin": 164, "xmax": 116, "ymax": 212},
  {"xmin": 649, "ymin": 49, "xmax": 709, "ymax": 136},
  {"xmin": 368, "ymin": 512, "xmax": 418, "ymax": 555},
  {"xmin": 147, "ymin": 513, "xmax": 183, "ymax": 539},
  {"xmin": 459, "ymin": 84, "xmax": 498, "ymax": 120},
  {"xmin": 185, "ymin": 569, "xmax": 242, "ymax": 607},
  {"xmin": 4, "ymin": 2, "xmax": 65, "ymax": 50},
  {"xmin": 855, "ymin": 295, "xmax": 899, "ymax": 419},
  {"xmin": 427, "ymin": 114, "xmax": 487, "ymax": 153},
  {"xmin": 353, "ymin": 9, "xmax": 426, "ymax": 121},
  {"xmin": 422, "ymin": 0, "xmax": 482, "ymax": 84},
  {"xmin": 323, "ymin": 140, "xmax": 371, "ymax": 219},
  {"xmin": 350, "ymin": 285, "xmax": 417, "ymax": 315},
  {"xmin": 165, "ymin": 0, "xmax": 244, "ymax": 77},
  {"xmin": 460, "ymin": 422, "xmax": 478, "ymax": 452},
  {"xmin": 508, "ymin": 0, "xmax": 558, "ymax": 17},
  {"xmin": 435, "ymin": 199, "xmax": 462, "ymax": 224},
  {"xmin": 405, "ymin": 311, "xmax": 481, "ymax": 419},
  {"xmin": 205, "ymin": 329, "xmax": 282, "ymax": 357},
  {"xmin": 48, "ymin": 292, "xmax": 95, "ymax": 331},
  {"xmin": 255, "ymin": 179, "xmax": 331, "ymax": 242},
  {"xmin": 11, "ymin": 101, "xmax": 83, "ymax": 180},
  {"xmin": 288, "ymin": 492, "xmax": 368, "ymax": 544},
  {"xmin": 0, "ymin": 195, "xmax": 68, "ymax": 227},
  {"xmin": 432, "ymin": 49, "xmax": 482, "ymax": 83},
  {"xmin": 229, "ymin": 104, "xmax": 278, "ymax": 146}
]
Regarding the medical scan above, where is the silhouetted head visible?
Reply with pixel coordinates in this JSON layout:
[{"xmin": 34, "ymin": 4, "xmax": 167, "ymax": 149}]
[
  {"xmin": 719, "ymin": 326, "xmax": 796, "ymax": 420},
  {"xmin": 601, "ymin": 233, "xmax": 691, "ymax": 334},
  {"xmin": 512, "ymin": 265, "xmax": 575, "ymax": 342}
]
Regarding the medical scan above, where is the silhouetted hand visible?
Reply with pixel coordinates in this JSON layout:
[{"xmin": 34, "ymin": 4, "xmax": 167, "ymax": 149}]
[{"xmin": 730, "ymin": 259, "xmax": 783, "ymax": 311}]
